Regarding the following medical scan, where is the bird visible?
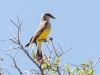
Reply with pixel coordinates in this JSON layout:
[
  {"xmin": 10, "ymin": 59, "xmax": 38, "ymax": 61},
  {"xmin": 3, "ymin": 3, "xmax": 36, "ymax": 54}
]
[{"xmin": 25, "ymin": 13, "xmax": 56, "ymax": 62}]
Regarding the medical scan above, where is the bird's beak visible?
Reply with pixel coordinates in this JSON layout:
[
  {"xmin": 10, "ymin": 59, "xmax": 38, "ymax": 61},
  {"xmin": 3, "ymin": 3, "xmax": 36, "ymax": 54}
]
[
  {"xmin": 51, "ymin": 16, "xmax": 56, "ymax": 19},
  {"xmin": 50, "ymin": 15, "xmax": 56, "ymax": 19}
]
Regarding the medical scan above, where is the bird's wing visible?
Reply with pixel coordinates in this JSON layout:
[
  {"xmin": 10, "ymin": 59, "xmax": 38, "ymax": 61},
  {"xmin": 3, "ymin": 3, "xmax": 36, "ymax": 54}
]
[{"xmin": 25, "ymin": 21, "xmax": 47, "ymax": 47}]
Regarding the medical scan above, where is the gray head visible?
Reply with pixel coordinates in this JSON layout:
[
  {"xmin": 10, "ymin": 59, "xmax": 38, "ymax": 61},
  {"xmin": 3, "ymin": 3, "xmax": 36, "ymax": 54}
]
[{"xmin": 41, "ymin": 13, "xmax": 56, "ymax": 21}]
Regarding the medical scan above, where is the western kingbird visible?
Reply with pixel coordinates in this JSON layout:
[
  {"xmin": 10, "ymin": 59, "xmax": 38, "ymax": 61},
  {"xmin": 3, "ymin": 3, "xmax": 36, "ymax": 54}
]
[{"xmin": 25, "ymin": 13, "xmax": 55, "ymax": 62}]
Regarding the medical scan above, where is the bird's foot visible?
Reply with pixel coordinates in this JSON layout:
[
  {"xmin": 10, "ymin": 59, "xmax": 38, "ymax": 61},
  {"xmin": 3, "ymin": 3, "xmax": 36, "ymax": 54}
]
[{"xmin": 42, "ymin": 37, "xmax": 53, "ymax": 42}]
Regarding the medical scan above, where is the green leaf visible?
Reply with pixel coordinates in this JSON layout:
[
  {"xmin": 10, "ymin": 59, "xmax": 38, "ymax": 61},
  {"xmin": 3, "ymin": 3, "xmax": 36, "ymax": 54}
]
[
  {"xmin": 71, "ymin": 68, "xmax": 74, "ymax": 73},
  {"xmin": 47, "ymin": 64, "xmax": 52, "ymax": 70},
  {"xmin": 46, "ymin": 56, "xmax": 50, "ymax": 62},
  {"xmin": 89, "ymin": 69, "xmax": 94, "ymax": 75},
  {"xmin": 64, "ymin": 64, "xmax": 71, "ymax": 75},
  {"xmin": 31, "ymin": 50, "xmax": 35, "ymax": 58},
  {"xmin": 31, "ymin": 45, "xmax": 34, "ymax": 49},
  {"xmin": 50, "ymin": 70, "xmax": 56, "ymax": 75},
  {"xmin": 77, "ymin": 70, "xmax": 82, "ymax": 75},
  {"xmin": 62, "ymin": 72, "xmax": 65, "ymax": 75},
  {"xmin": 53, "ymin": 58, "xmax": 60, "ymax": 66},
  {"xmin": 81, "ymin": 63, "xmax": 89, "ymax": 67},
  {"xmin": 41, "ymin": 63, "xmax": 47, "ymax": 70},
  {"xmin": 76, "ymin": 67, "xmax": 80, "ymax": 73},
  {"xmin": 64, "ymin": 64, "xmax": 69, "ymax": 70}
]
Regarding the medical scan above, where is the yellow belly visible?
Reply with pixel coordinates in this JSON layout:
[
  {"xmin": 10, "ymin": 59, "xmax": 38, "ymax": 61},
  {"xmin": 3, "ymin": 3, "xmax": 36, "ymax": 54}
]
[{"xmin": 37, "ymin": 24, "xmax": 51, "ymax": 41}]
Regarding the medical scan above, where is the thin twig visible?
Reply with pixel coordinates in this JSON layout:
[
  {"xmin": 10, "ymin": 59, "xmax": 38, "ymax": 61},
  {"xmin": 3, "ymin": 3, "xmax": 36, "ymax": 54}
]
[
  {"xmin": 68, "ymin": 63, "xmax": 80, "ymax": 67},
  {"xmin": 59, "ymin": 47, "xmax": 72, "ymax": 56},
  {"xmin": 9, "ymin": 38, "xmax": 18, "ymax": 44},
  {"xmin": 51, "ymin": 39, "xmax": 58, "ymax": 57},
  {"xmin": 6, "ymin": 54, "xmax": 22, "ymax": 75},
  {"xmin": 57, "ymin": 66, "xmax": 61, "ymax": 75},
  {"xmin": 10, "ymin": 20, "xmax": 18, "ymax": 28},
  {"xmin": 0, "ymin": 39, "xmax": 8, "ymax": 41},
  {"xmin": 45, "ymin": 42, "xmax": 51, "ymax": 53},
  {"xmin": 5, "ymin": 69, "xmax": 12, "ymax": 75},
  {"xmin": 9, "ymin": 24, "xmax": 16, "ymax": 37},
  {"xmin": 93, "ymin": 58, "xmax": 100, "ymax": 68},
  {"xmin": 23, "ymin": 69, "xmax": 37, "ymax": 75},
  {"xmin": 17, "ymin": 15, "xmax": 21, "ymax": 26},
  {"xmin": 57, "ymin": 43, "xmax": 63, "ymax": 53}
]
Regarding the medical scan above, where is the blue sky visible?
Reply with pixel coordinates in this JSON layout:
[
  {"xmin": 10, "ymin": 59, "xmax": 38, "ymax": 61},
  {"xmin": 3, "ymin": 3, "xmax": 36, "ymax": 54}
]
[{"xmin": 0, "ymin": 0, "xmax": 100, "ymax": 74}]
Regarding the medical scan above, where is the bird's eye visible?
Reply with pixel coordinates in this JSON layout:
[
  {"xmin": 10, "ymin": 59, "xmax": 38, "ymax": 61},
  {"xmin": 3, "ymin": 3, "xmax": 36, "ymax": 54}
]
[
  {"xmin": 47, "ymin": 14, "xmax": 51, "ymax": 17},
  {"xmin": 46, "ymin": 14, "xmax": 49, "ymax": 16}
]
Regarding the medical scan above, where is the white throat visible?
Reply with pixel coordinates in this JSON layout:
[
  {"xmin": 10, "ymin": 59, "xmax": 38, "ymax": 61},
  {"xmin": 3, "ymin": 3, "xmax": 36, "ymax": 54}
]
[{"xmin": 41, "ymin": 16, "xmax": 50, "ymax": 22}]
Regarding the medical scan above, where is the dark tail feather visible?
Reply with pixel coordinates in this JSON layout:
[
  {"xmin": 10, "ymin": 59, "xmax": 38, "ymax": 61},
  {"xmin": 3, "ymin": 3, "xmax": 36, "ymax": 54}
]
[
  {"xmin": 36, "ymin": 50, "xmax": 43, "ymax": 62},
  {"xmin": 25, "ymin": 43, "xmax": 30, "ymax": 47},
  {"xmin": 25, "ymin": 36, "xmax": 34, "ymax": 47}
]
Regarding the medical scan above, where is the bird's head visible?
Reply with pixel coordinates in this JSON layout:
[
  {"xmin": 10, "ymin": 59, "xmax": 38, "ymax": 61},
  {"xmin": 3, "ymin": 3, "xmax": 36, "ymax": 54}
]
[{"xmin": 41, "ymin": 13, "xmax": 56, "ymax": 21}]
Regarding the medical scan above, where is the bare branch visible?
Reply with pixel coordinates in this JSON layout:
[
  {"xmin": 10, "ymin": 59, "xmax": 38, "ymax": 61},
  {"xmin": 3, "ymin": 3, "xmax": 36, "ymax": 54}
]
[
  {"xmin": 57, "ymin": 43, "xmax": 63, "ymax": 53},
  {"xmin": 68, "ymin": 63, "xmax": 80, "ymax": 67},
  {"xmin": 0, "ymin": 39, "xmax": 9, "ymax": 41},
  {"xmin": 93, "ymin": 58, "xmax": 100, "ymax": 68},
  {"xmin": 10, "ymin": 20, "xmax": 18, "ymax": 28},
  {"xmin": 3, "ymin": 45, "xmax": 21, "ymax": 51},
  {"xmin": 17, "ymin": 15, "xmax": 22, "ymax": 27},
  {"xmin": 23, "ymin": 69, "xmax": 38, "ymax": 75},
  {"xmin": 6, "ymin": 54, "xmax": 22, "ymax": 75},
  {"xmin": 45, "ymin": 42, "xmax": 51, "ymax": 53},
  {"xmin": 59, "ymin": 47, "xmax": 72, "ymax": 57},
  {"xmin": 5, "ymin": 69, "xmax": 12, "ymax": 75},
  {"xmin": 9, "ymin": 38, "xmax": 18, "ymax": 44},
  {"xmin": 57, "ymin": 66, "xmax": 61, "ymax": 75},
  {"xmin": 50, "ymin": 38, "xmax": 58, "ymax": 57},
  {"xmin": 9, "ymin": 24, "xmax": 17, "ymax": 39}
]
